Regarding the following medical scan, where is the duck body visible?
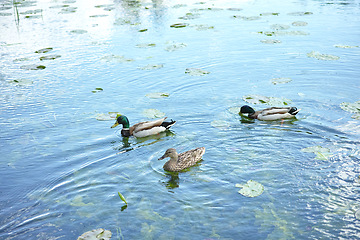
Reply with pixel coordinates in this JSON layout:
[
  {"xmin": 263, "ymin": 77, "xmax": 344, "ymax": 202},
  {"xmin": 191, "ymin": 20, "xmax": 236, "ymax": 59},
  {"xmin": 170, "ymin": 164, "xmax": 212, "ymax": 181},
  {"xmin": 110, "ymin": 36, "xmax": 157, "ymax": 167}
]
[
  {"xmin": 111, "ymin": 115, "xmax": 176, "ymax": 138},
  {"xmin": 240, "ymin": 105, "xmax": 300, "ymax": 121},
  {"xmin": 158, "ymin": 147, "xmax": 205, "ymax": 172}
]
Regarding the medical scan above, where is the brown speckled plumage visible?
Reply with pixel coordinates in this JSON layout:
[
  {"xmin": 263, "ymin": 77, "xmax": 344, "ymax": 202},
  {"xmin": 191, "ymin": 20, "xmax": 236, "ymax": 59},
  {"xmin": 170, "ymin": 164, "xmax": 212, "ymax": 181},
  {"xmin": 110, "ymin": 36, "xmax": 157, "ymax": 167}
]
[{"xmin": 158, "ymin": 147, "xmax": 205, "ymax": 172}]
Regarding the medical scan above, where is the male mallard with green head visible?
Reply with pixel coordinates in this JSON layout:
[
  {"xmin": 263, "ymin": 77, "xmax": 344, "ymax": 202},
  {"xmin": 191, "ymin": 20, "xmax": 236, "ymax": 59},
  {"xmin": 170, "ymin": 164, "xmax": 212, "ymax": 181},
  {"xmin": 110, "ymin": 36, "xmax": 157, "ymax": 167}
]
[
  {"xmin": 111, "ymin": 115, "xmax": 176, "ymax": 138},
  {"xmin": 240, "ymin": 105, "xmax": 300, "ymax": 121},
  {"xmin": 158, "ymin": 147, "xmax": 205, "ymax": 172}
]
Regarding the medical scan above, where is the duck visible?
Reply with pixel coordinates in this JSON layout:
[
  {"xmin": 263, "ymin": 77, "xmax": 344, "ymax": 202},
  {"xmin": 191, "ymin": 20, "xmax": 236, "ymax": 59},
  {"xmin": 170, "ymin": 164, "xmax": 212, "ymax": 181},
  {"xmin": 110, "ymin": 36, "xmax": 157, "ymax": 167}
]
[
  {"xmin": 111, "ymin": 115, "xmax": 176, "ymax": 138},
  {"xmin": 240, "ymin": 105, "xmax": 300, "ymax": 120},
  {"xmin": 158, "ymin": 147, "xmax": 205, "ymax": 172}
]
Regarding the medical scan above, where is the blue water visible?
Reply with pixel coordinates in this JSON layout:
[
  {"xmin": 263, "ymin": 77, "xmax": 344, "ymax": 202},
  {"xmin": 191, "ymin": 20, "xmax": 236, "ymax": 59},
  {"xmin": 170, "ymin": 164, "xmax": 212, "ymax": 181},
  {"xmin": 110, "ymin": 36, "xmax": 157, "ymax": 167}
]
[{"xmin": 1, "ymin": 0, "xmax": 360, "ymax": 239}]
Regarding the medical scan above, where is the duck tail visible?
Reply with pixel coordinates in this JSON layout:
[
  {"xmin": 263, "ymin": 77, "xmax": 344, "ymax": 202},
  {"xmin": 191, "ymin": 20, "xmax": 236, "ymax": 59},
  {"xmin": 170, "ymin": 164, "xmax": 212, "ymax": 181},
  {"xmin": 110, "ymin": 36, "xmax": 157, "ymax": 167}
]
[
  {"xmin": 161, "ymin": 119, "xmax": 176, "ymax": 129},
  {"xmin": 289, "ymin": 107, "xmax": 300, "ymax": 115}
]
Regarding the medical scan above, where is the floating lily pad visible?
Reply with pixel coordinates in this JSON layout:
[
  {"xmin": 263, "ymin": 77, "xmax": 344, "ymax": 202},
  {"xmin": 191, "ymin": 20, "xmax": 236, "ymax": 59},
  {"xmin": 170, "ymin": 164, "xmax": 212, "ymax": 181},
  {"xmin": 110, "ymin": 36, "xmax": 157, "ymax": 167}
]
[
  {"xmin": 9, "ymin": 79, "xmax": 33, "ymax": 86},
  {"xmin": 355, "ymin": 209, "xmax": 360, "ymax": 220},
  {"xmin": 228, "ymin": 106, "xmax": 241, "ymax": 114},
  {"xmin": 170, "ymin": 23, "xmax": 188, "ymax": 28},
  {"xmin": 138, "ymin": 64, "xmax": 164, "ymax": 70},
  {"xmin": 243, "ymin": 94, "xmax": 291, "ymax": 106},
  {"xmin": 145, "ymin": 92, "xmax": 170, "ymax": 99},
  {"xmin": 77, "ymin": 228, "xmax": 112, "ymax": 240},
  {"xmin": 288, "ymin": 11, "xmax": 313, "ymax": 16},
  {"xmin": 270, "ymin": 24, "xmax": 290, "ymax": 30},
  {"xmin": 35, "ymin": 47, "xmax": 53, "ymax": 53},
  {"xmin": 228, "ymin": 8, "xmax": 243, "ymax": 11},
  {"xmin": 100, "ymin": 55, "xmax": 134, "ymax": 63},
  {"xmin": 261, "ymin": 39, "xmax": 281, "ymax": 44},
  {"xmin": 142, "ymin": 109, "xmax": 165, "ymax": 118},
  {"xmin": 40, "ymin": 55, "xmax": 61, "ymax": 61},
  {"xmin": 307, "ymin": 51, "xmax": 340, "ymax": 60},
  {"xmin": 260, "ymin": 12, "xmax": 279, "ymax": 16},
  {"xmin": 25, "ymin": 15, "xmax": 41, "ymax": 19},
  {"xmin": 271, "ymin": 77, "xmax": 292, "ymax": 85},
  {"xmin": 185, "ymin": 68, "xmax": 210, "ymax": 76},
  {"xmin": 96, "ymin": 112, "xmax": 120, "ymax": 121},
  {"xmin": 301, "ymin": 145, "xmax": 332, "ymax": 160},
  {"xmin": 233, "ymin": 15, "xmax": 261, "ymax": 21},
  {"xmin": 179, "ymin": 12, "xmax": 201, "ymax": 20},
  {"xmin": 352, "ymin": 113, "xmax": 360, "ymax": 120},
  {"xmin": 89, "ymin": 14, "xmax": 108, "ymax": 18},
  {"xmin": 334, "ymin": 45, "xmax": 359, "ymax": 49},
  {"xmin": 70, "ymin": 29, "xmax": 88, "ymax": 34},
  {"xmin": 164, "ymin": 42, "xmax": 187, "ymax": 52},
  {"xmin": 20, "ymin": 64, "xmax": 46, "ymax": 70},
  {"xmin": 340, "ymin": 101, "xmax": 360, "ymax": 113},
  {"xmin": 236, "ymin": 180, "xmax": 264, "ymax": 197},
  {"xmin": 292, "ymin": 21, "xmax": 308, "ymax": 26},
  {"xmin": 92, "ymin": 87, "xmax": 103, "ymax": 93},
  {"xmin": 13, "ymin": 57, "xmax": 31, "ymax": 62},
  {"xmin": 139, "ymin": 29, "xmax": 148, "ymax": 32},
  {"xmin": 136, "ymin": 43, "xmax": 156, "ymax": 48},
  {"xmin": 192, "ymin": 24, "xmax": 214, "ymax": 31},
  {"xmin": 59, "ymin": 7, "xmax": 77, "ymax": 14},
  {"xmin": 211, "ymin": 120, "xmax": 230, "ymax": 129}
]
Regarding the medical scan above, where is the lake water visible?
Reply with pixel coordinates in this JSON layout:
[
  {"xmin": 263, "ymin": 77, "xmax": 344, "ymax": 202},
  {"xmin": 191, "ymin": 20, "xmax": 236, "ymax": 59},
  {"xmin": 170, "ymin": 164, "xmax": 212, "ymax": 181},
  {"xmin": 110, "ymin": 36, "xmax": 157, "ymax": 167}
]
[{"xmin": 1, "ymin": 0, "xmax": 360, "ymax": 239}]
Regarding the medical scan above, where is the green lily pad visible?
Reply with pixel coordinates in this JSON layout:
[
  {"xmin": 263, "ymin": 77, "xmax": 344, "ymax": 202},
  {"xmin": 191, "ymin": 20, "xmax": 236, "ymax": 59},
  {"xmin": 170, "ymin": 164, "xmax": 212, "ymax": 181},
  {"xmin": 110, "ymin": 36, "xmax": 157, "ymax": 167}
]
[
  {"xmin": 355, "ymin": 209, "xmax": 360, "ymax": 220},
  {"xmin": 9, "ymin": 79, "xmax": 33, "ymax": 86},
  {"xmin": 136, "ymin": 43, "xmax": 156, "ymax": 48},
  {"xmin": 288, "ymin": 11, "xmax": 313, "ymax": 16},
  {"xmin": 96, "ymin": 112, "xmax": 120, "ymax": 121},
  {"xmin": 145, "ymin": 92, "xmax": 170, "ymax": 99},
  {"xmin": 236, "ymin": 180, "xmax": 264, "ymax": 197},
  {"xmin": 261, "ymin": 39, "xmax": 281, "ymax": 44},
  {"xmin": 260, "ymin": 12, "xmax": 279, "ymax": 16},
  {"xmin": 100, "ymin": 55, "xmax": 134, "ymax": 63},
  {"xmin": 142, "ymin": 109, "xmax": 165, "ymax": 118},
  {"xmin": 92, "ymin": 87, "xmax": 103, "ymax": 93},
  {"xmin": 89, "ymin": 14, "xmax": 108, "ymax": 18},
  {"xmin": 40, "ymin": 55, "xmax": 61, "ymax": 61},
  {"xmin": 334, "ymin": 45, "xmax": 359, "ymax": 49},
  {"xmin": 77, "ymin": 228, "xmax": 112, "ymax": 240},
  {"xmin": 301, "ymin": 145, "xmax": 332, "ymax": 160},
  {"xmin": 307, "ymin": 51, "xmax": 340, "ymax": 60},
  {"xmin": 233, "ymin": 15, "xmax": 261, "ymax": 21},
  {"xmin": 35, "ymin": 47, "xmax": 53, "ymax": 53},
  {"xmin": 139, "ymin": 29, "xmax": 148, "ymax": 32},
  {"xmin": 270, "ymin": 24, "xmax": 290, "ymax": 30},
  {"xmin": 185, "ymin": 68, "xmax": 210, "ymax": 76},
  {"xmin": 243, "ymin": 94, "xmax": 291, "ymax": 106},
  {"xmin": 292, "ymin": 21, "xmax": 308, "ymax": 26},
  {"xmin": 271, "ymin": 77, "xmax": 292, "ymax": 85},
  {"xmin": 138, "ymin": 64, "xmax": 164, "ymax": 70},
  {"xmin": 192, "ymin": 24, "xmax": 214, "ymax": 31},
  {"xmin": 70, "ymin": 29, "xmax": 88, "ymax": 34},
  {"xmin": 340, "ymin": 101, "xmax": 360, "ymax": 113},
  {"xmin": 211, "ymin": 120, "xmax": 230, "ymax": 129},
  {"xmin": 20, "ymin": 64, "xmax": 46, "ymax": 70},
  {"xmin": 164, "ymin": 42, "xmax": 187, "ymax": 52},
  {"xmin": 170, "ymin": 23, "xmax": 188, "ymax": 28},
  {"xmin": 352, "ymin": 113, "xmax": 360, "ymax": 120}
]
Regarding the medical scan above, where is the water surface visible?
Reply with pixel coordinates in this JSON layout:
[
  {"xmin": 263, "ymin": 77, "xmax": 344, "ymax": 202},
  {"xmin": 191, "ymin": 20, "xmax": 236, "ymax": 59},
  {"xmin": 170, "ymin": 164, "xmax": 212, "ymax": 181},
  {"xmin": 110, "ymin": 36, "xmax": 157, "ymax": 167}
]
[{"xmin": 1, "ymin": 0, "xmax": 360, "ymax": 239}]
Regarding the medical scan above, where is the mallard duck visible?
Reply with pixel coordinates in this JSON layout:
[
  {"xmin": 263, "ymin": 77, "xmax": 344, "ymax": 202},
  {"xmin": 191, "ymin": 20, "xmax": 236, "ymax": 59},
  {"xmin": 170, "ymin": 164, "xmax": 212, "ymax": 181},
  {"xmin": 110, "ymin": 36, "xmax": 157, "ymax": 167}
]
[
  {"xmin": 158, "ymin": 147, "xmax": 205, "ymax": 172},
  {"xmin": 240, "ymin": 105, "xmax": 300, "ymax": 120},
  {"xmin": 111, "ymin": 115, "xmax": 176, "ymax": 138}
]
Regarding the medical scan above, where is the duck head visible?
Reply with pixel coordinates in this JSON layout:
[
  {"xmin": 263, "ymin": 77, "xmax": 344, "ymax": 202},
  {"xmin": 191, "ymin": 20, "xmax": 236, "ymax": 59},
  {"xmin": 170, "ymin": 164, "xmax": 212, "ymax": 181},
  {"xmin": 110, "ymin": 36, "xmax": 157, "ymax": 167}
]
[
  {"xmin": 158, "ymin": 148, "xmax": 177, "ymax": 160},
  {"xmin": 111, "ymin": 115, "xmax": 130, "ymax": 129},
  {"xmin": 240, "ymin": 105, "xmax": 255, "ymax": 114}
]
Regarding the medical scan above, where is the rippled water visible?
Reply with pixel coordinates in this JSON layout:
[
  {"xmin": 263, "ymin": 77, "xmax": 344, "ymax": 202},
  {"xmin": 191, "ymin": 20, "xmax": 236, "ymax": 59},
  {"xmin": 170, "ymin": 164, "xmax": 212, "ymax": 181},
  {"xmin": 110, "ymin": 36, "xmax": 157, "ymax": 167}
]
[{"xmin": 1, "ymin": 0, "xmax": 360, "ymax": 239}]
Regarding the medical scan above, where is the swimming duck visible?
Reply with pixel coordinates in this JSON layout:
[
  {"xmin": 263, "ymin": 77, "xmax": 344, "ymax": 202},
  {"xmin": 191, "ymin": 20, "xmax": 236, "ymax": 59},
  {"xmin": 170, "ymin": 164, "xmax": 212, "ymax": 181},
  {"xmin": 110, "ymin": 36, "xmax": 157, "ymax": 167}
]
[
  {"xmin": 158, "ymin": 147, "xmax": 205, "ymax": 172},
  {"xmin": 111, "ymin": 115, "xmax": 176, "ymax": 138},
  {"xmin": 240, "ymin": 105, "xmax": 300, "ymax": 120}
]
